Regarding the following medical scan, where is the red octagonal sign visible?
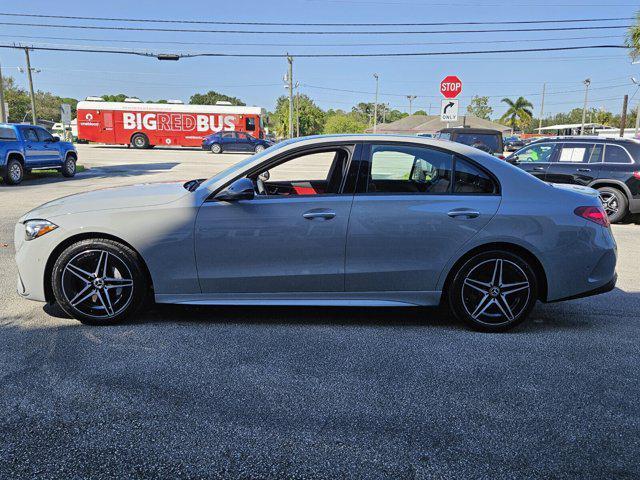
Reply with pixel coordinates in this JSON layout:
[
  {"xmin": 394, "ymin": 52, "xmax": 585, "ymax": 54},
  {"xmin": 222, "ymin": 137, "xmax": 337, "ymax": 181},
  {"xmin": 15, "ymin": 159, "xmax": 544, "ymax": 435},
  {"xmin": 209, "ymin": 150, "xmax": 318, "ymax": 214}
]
[{"xmin": 440, "ymin": 75, "xmax": 462, "ymax": 99}]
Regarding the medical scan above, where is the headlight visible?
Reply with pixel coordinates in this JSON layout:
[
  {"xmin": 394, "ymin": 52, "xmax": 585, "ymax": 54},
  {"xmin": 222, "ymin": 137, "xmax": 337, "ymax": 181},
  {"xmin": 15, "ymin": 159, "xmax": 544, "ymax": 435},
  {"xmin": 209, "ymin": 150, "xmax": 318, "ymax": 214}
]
[{"xmin": 24, "ymin": 220, "xmax": 58, "ymax": 241}]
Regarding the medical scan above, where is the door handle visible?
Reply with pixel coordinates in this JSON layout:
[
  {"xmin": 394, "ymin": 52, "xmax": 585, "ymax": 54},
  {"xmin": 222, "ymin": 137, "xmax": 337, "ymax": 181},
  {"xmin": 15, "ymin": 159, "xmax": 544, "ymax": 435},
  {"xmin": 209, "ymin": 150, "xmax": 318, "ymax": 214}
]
[
  {"xmin": 577, "ymin": 168, "xmax": 591, "ymax": 172},
  {"xmin": 303, "ymin": 209, "xmax": 336, "ymax": 220},
  {"xmin": 447, "ymin": 208, "xmax": 480, "ymax": 219},
  {"xmin": 532, "ymin": 166, "xmax": 545, "ymax": 171}
]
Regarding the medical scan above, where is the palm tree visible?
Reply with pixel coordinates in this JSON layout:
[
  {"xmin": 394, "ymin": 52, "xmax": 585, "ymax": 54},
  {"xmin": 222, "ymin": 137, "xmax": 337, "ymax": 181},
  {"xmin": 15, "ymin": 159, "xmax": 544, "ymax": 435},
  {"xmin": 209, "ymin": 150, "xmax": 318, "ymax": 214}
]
[
  {"xmin": 626, "ymin": 12, "xmax": 640, "ymax": 61},
  {"xmin": 500, "ymin": 96, "xmax": 533, "ymax": 132}
]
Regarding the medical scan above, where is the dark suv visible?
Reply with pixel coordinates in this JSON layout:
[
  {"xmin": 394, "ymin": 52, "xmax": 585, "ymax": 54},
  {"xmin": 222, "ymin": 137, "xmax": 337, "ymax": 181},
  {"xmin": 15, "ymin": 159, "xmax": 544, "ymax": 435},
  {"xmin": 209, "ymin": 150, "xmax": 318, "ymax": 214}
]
[
  {"xmin": 505, "ymin": 136, "xmax": 640, "ymax": 223},
  {"xmin": 436, "ymin": 128, "xmax": 505, "ymax": 157}
]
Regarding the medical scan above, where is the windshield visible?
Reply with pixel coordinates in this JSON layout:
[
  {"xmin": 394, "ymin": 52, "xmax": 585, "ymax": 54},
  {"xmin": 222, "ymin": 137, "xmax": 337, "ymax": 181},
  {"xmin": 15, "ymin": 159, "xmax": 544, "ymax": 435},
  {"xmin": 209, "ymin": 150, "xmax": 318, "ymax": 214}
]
[
  {"xmin": 199, "ymin": 137, "xmax": 299, "ymax": 190},
  {"xmin": 454, "ymin": 133, "xmax": 500, "ymax": 154}
]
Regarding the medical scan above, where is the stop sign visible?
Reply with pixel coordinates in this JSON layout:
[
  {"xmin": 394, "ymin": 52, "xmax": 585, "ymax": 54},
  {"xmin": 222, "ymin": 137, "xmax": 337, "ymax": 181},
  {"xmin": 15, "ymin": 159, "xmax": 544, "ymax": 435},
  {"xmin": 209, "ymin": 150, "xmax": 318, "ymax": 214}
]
[{"xmin": 440, "ymin": 76, "xmax": 462, "ymax": 99}]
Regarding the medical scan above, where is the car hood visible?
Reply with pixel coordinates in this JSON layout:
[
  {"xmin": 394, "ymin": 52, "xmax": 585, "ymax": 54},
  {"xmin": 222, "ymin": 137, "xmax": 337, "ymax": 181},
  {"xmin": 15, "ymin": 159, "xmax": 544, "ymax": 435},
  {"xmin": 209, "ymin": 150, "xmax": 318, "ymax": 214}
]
[{"xmin": 22, "ymin": 181, "xmax": 191, "ymax": 221}]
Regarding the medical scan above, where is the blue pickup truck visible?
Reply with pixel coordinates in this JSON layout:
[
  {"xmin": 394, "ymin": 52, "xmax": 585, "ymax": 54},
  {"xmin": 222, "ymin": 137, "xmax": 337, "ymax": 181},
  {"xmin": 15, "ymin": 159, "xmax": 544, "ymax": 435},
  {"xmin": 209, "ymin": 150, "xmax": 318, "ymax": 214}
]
[{"xmin": 1, "ymin": 123, "xmax": 78, "ymax": 185}]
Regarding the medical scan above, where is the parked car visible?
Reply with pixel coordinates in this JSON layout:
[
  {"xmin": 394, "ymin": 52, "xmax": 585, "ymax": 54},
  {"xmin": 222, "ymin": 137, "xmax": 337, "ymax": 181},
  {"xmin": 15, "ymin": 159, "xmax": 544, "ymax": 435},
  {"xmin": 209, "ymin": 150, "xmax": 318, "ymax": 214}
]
[
  {"xmin": 1, "ymin": 123, "xmax": 78, "ymax": 185},
  {"xmin": 505, "ymin": 136, "xmax": 640, "ymax": 223},
  {"xmin": 504, "ymin": 136, "xmax": 526, "ymax": 152},
  {"xmin": 15, "ymin": 135, "xmax": 616, "ymax": 332},
  {"xmin": 202, "ymin": 131, "xmax": 273, "ymax": 154},
  {"xmin": 435, "ymin": 127, "xmax": 505, "ymax": 157}
]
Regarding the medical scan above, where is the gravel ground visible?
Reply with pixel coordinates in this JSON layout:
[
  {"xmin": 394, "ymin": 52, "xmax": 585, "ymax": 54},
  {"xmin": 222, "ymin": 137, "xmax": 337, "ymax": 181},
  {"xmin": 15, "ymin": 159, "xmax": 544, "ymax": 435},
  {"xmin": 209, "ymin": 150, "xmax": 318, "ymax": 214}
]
[{"xmin": 0, "ymin": 145, "xmax": 639, "ymax": 479}]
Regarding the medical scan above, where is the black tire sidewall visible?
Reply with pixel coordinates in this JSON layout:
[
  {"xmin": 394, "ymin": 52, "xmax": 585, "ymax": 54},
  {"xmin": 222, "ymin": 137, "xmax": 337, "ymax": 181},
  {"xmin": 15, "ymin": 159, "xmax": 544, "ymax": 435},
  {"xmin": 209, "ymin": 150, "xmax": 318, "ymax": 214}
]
[
  {"xmin": 52, "ymin": 239, "xmax": 148, "ymax": 325},
  {"xmin": 598, "ymin": 187, "xmax": 628, "ymax": 223},
  {"xmin": 210, "ymin": 143, "xmax": 222, "ymax": 154},
  {"xmin": 62, "ymin": 156, "xmax": 76, "ymax": 177},
  {"xmin": 5, "ymin": 159, "xmax": 24, "ymax": 185},
  {"xmin": 132, "ymin": 134, "xmax": 149, "ymax": 149},
  {"xmin": 448, "ymin": 250, "xmax": 538, "ymax": 332}
]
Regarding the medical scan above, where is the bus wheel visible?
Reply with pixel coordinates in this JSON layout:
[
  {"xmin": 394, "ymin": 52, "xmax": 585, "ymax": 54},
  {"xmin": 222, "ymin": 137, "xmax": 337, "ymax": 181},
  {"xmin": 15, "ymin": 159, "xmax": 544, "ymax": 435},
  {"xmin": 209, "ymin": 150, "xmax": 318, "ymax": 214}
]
[
  {"xmin": 210, "ymin": 143, "xmax": 222, "ymax": 154},
  {"xmin": 131, "ymin": 133, "xmax": 149, "ymax": 149}
]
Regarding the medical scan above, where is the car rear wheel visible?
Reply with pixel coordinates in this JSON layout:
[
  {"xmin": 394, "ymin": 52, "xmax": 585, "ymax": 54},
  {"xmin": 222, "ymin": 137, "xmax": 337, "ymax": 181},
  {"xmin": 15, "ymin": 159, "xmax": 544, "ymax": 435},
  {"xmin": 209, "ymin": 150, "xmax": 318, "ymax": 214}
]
[
  {"xmin": 52, "ymin": 239, "xmax": 149, "ymax": 325},
  {"xmin": 4, "ymin": 158, "xmax": 24, "ymax": 185},
  {"xmin": 61, "ymin": 156, "xmax": 77, "ymax": 177},
  {"xmin": 598, "ymin": 187, "xmax": 628, "ymax": 224},
  {"xmin": 131, "ymin": 133, "xmax": 149, "ymax": 149},
  {"xmin": 210, "ymin": 143, "xmax": 222, "ymax": 154},
  {"xmin": 448, "ymin": 250, "xmax": 538, "ymax": 332},
  {"xmin": 254, "ymin": 144, "xmax": 266, "ymax": 153}
]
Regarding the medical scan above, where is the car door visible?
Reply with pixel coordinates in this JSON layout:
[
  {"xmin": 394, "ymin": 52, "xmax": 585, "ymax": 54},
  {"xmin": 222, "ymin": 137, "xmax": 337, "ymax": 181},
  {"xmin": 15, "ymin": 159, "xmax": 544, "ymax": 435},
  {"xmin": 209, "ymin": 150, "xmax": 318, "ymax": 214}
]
[
  {"xmin": 235, "ymin": 132, "xmax": 252, "ymax": 152},
  {"xmin": 345, "ymin": 143, "xmax": 501, "ymax": 293},
  {"xmin": 510, "ymin": 142, "xmax": 558, "ymax": 180},
  {"xmin": 194, "ymin": 144, "xmax": 359, "ymax": 294},
  {"xmin": 35, "ymin": 127, "xmax": 63, "ymax": 166},
  {"xmin": 20, "ymin": 126, "xmax": 48, "ymax": 167},
  {"xmin": 221, "ymin": 131, "xmax": 238, "ymax": 151},
  {"xmin": 544, "ymin": 142, "xmax": 603, "ymax": 185}
]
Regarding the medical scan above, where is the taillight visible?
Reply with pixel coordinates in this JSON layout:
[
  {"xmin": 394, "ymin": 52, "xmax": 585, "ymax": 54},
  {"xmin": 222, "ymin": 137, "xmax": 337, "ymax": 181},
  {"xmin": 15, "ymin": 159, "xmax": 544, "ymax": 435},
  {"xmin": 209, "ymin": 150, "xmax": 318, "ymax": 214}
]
[
  {"xmin": 633, "ymin": 171, "xmax": 640, "ymax": 180},
  {"xmin": 574, "ymin": 206, "xmax": 610, "ymax": 227}
]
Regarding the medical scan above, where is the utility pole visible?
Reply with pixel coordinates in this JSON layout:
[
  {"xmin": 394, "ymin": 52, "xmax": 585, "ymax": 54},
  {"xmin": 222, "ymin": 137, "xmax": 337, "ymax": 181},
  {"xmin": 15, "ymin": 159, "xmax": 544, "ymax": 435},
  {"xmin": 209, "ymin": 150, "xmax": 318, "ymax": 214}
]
[
  {"xmin": 620, "ymin": 94, "xmax": 628, "ymax": 138},
  {"xmin": 580, "ymin": 78, "xmax": 590, "ymax": 136},
  {"xmin": 24, "ymin": 48, "xmax": 37, "ymax": 125},
  {"xmin": 0, "ymin": 59, "xmax": 6, "ymax": 123},
  {"xmin": 538, "ymin": 83, "xmax": 546, "ymax": 133},
  {"xmin": 295, "ymin": 83, "xmax": 300, "ymax": 137},
  {"xmin": 287, "ymin": 55, "xmax": 294, "ymax": 139},
  {"xmin": 428, "ymin": 103, "xmax": 432, "ymax": 115},
  {"xmin": 373, "ymin": 73, "xmax": 379, "ymax": 133},
  {"xmin": 631, "ymin": 77, "xmax": 640, "ymax": 136},
  {"xmin": 406, "ymin": 95, "xmax": 417, "ymax": 115}
]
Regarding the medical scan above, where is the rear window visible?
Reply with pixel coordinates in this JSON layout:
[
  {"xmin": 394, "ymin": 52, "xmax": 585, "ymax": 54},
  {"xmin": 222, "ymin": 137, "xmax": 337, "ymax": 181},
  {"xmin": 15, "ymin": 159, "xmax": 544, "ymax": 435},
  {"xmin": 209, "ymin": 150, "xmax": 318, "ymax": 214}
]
[
  {"xmin": 0, "ymin": 126, "xmax": 17, "ymax": 141},
  {"xmin": 453, "ymin": 133, "xmax": 501, "ymax": 154}
]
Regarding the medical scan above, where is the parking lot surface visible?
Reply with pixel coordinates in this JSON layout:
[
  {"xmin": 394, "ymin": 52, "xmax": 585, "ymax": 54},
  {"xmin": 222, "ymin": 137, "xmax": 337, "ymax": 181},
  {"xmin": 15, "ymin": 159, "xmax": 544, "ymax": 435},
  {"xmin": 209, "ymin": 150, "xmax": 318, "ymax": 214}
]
[{"xmin": 1, "ymin": 145, "xmax": 639, "ymax": 479}]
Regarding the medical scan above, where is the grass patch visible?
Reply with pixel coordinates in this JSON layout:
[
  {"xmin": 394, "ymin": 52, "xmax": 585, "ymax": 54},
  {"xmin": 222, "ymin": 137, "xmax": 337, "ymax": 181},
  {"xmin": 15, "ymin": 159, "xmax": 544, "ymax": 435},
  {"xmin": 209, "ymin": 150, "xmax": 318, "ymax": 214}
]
[{"xmin": 29, "ymin": 165, "xmax": 87, "ymax": 176}]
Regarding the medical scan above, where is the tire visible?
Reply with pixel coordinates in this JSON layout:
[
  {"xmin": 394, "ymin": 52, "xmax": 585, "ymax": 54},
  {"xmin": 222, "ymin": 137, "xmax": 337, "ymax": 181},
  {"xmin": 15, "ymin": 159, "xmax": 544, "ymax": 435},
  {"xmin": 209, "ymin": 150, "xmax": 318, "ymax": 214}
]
[
  {"xmin": 131, "ymin": 133, "xmax": 149, "ymax": 149},
  {"xmin": 51, "ymin": 238, "xmax": 149, "ymax": 325},
  {"xmin": 210, "ymin": 143, "xmax": 222, "ymax": 154},
  {"xmin": 61, "ymin": 155, "xmax": 77, "ymax": 178},
  {"xmin": 3, "ymin": 158, "xmax": 24, "ymax": 185},
  {"xmin": 597, "ymin": 187, "xmax": 628, "ymax": 224},
  {"xmin": 254, "ymin": 144, "xmax": 266, "ymax": 153},
  {"xmin": 448, "ymin": 250, "xmax": 538, "ymax": 332}
]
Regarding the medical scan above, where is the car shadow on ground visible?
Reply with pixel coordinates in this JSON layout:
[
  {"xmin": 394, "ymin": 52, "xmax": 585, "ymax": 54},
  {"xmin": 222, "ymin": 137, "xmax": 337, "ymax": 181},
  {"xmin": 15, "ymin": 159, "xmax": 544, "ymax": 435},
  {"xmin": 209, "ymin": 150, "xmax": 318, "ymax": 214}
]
[
  {"xmin": 41, "ymin": 289, "xmax": 628, "ymax": 334},
  {"xmin": 90, "ymin": 145, "xmax": 248, "ymax": 154}
]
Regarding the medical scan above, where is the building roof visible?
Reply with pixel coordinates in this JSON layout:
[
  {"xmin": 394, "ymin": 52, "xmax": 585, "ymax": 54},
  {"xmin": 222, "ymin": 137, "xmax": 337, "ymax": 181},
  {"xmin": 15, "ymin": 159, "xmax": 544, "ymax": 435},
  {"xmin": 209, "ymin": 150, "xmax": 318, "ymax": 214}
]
[{"xmin": 366, "ymin": 114, "xmax": 510, "ymax": 134}]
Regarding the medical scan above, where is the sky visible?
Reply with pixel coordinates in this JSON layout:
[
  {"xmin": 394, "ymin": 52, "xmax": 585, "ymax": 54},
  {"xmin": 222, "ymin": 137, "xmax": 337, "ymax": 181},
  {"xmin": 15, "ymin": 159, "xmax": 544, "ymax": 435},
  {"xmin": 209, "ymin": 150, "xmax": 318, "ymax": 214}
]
[{"xmin": 0, "ymin": 0, "xmax": 638, "ymax": 119}]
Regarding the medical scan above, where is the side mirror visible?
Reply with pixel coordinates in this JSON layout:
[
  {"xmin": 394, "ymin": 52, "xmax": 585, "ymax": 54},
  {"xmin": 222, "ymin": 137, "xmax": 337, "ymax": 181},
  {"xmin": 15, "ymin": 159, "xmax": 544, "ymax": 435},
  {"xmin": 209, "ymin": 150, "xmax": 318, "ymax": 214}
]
[
  {"xmin": 214, "ymin": 177, "xmax": 255, "ymax": 201},
  {"xmin": 506, "ymin": 155, "xmax": 519, "ymax": 164},
  {"xmin": 258, "ymin": 170, "xmax": 270, "ymax": 181}
]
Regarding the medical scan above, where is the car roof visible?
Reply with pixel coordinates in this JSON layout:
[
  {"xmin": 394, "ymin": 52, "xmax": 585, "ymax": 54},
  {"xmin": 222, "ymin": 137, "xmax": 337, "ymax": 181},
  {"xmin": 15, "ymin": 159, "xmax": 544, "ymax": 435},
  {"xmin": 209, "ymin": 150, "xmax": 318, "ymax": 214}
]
[
  {"xmin": 529, "ymin": 135, "xmax": 640, "ymax": 144},
  {"xmin": 438, "ymin": 128, "xmax": 503, "ymax": 134}
]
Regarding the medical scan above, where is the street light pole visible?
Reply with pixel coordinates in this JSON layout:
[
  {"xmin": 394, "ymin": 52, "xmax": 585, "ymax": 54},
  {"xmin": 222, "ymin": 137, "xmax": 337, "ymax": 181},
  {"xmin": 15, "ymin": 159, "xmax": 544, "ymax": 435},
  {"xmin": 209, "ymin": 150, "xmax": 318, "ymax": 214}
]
[
  {"xmin": 287, "ymin": 55, "xmax": 294, "ymax": 139},
  {"xmin": 373, "ymin": 73, "xmax": 379, "ymax": 133},
  {"xmin": 406, "ymin": 95, "xmax": 417, "ymax": 115},
  {"xmin": 580, "ymin": 78, "xmax": 591, "ymax": 136},
  {"xmin": 632, "ymin": 77, "xmax": 640, "ymax": 136},
  {"xmin": 24, "ymin": 48, "xmax": 37, "ymax": 125},
  {"xmin": 538, "ymin": 83, "xmax": 546, "ymax": 133}
]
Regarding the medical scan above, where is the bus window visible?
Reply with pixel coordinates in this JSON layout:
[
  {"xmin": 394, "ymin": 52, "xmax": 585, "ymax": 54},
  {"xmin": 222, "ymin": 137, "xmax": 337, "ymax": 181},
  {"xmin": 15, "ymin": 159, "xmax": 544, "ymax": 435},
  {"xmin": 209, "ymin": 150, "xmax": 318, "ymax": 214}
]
[{"xmin": 246, "ymin": 117, "xmax": 256, "ymax": 131}]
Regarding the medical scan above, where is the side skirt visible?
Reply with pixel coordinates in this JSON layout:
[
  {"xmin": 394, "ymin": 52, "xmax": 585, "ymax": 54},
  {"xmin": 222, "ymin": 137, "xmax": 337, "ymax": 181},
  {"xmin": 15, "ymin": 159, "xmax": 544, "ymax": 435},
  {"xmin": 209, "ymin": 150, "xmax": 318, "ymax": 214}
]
[{"xmin": 155, "ymin": 291, "xmax": 442, "ymax": 307}]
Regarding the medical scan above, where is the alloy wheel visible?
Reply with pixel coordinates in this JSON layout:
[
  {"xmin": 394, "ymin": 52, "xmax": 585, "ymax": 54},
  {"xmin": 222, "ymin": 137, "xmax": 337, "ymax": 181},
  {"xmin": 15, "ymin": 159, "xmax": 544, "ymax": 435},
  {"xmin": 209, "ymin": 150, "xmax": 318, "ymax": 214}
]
[
  {"xmin": 9, "ymin": 163, "xmax": 22, "ymax": 183},
  {"xmin": 461, "ymin": 258, "xmax": 531, "ymax": 326},
  {"xmin": 599, "ymin": 192, "xmax": 619, "ymax": 217},
  {"xmin": 61, "ymin": 249, "xmax": 134, "ymax": 319}
]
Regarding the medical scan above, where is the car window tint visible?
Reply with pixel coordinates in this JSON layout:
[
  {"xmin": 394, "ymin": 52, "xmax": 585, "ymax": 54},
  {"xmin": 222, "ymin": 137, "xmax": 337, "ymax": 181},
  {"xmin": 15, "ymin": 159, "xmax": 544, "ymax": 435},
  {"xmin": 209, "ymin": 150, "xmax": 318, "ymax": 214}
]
[
  {"xmin": 221, "ymin": 132, "xmax": 235, "ymax": 138},
  {"xmin": 454, "ymin": 157, "xmax": 497, "ymax": 194},
  {"xmin": 36, "ymin": 128, "xmax": 53, "ymax": 142},
  {"xmin": 557, "ymin": 144, "xmax": 592, "ymax": 163},
  {"xmin": 23, "ymin": 128, "xmax": 39, "ymax": 142},
  {"xmin": 0, "ymin": 127, "xmax": 17, "ymax": 141},
  {"xmin": 517, "ymin": 143, "xmax": 555, "ymax": 162},
  {"xmin": 369, "ymin": 144, "xmax": 453, "ymax": 194},
  {"xmin": 603, "ymin": 144, "xmax": 631, "ymax": 163},
  {"xmin": 453, "ymin": 133, "xmax": 500, "ymax": 154},
  {"xmin": 437, "ymin": 132, "xmax": 451, "ymax": 140},
  {"xmin": 589, "ymin": 144, "xmax": 604, "ymax": 163}
]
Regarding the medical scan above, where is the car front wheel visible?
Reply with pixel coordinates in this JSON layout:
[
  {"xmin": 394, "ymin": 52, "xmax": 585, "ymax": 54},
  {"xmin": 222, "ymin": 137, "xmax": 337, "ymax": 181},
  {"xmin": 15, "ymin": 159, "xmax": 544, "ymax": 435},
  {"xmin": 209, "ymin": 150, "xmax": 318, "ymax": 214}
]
[
  {"xmin": 448, "ymin": 250, "xmax": 538, "ymax": 332},
  {"xmin": 51, "ymin": 239, "xmax": 149, "ymax": 325},
  {"xmin": 254, "ymin": 144, "xmax": 266, "ymax": 153},
  {"xmin": 61, "ymin": 156, "xmax": 77, "ymax": 177},
  {"xmin": 4, "ymin": 158, "xmax": 24, "ymax": 185}
]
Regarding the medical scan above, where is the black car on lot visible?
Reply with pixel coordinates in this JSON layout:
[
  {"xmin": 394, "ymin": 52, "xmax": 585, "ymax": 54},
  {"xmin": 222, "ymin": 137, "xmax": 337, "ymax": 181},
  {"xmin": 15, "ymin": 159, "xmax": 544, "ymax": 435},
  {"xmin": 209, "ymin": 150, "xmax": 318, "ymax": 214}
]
[
  {"xmin": 436, "ymin": 127, "xmax": 505, "ymax": 157},
  {"xmin": 505, "ymin": 136, "xmax": 640, "ymax": 223}
]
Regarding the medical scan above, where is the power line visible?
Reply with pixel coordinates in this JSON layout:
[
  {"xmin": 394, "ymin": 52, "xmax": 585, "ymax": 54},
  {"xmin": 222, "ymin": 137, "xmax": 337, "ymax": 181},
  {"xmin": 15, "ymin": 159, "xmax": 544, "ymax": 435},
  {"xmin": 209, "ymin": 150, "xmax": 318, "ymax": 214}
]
[
  {"xmin": 0, "ymin": 32, "xmax": 625, "ymax": 48},
  {"xmin": 0, "ymin": 12, "xmax": 632, "ymax": 27},
  {"xmin": 0, "ymin": 43, "xmax": 627, "ymax": 58},
  {"xmin": 0, "ymin": 21, "xmax": 631, "ymax": 35}
]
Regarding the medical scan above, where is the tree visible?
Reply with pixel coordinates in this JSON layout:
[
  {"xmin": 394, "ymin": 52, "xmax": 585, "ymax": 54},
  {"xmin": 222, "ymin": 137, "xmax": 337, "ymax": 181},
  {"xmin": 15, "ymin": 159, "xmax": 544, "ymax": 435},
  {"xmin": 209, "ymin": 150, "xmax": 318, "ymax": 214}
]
[
  {"xmin": 189, "ymin": 90, "xmax": 245, "ymax": 106},
  {"xmin": 2, "ymin": 76, "xmax": 30, "ymax": 122},
  {"xmin": 466, "ymin": 96, "xmax": 493, "ymax": 120},
  {"xmin": 626, "ymin": 11, "xmax": 640, "ymax": 61},
  {"xmin": 271, "ymin": 94, "xmax": 325, "ymax": 137},
  {"xmin": 101, "ymin": 94, "xmax": 128, "ymax": 102},
  {"xmin": 351, "ymin": 102, "xmax": 407, "ymax": 125},
  {"xmin": 413, "ymin": 109, "xmax": 428, "ymax": 116},
  {"xmin": 324, "ymin": 113, "xmax": 367, "ymax": 134},
  {"xmin": 500, "ymin": 96, "xmax": 533, "ymax": 131}
]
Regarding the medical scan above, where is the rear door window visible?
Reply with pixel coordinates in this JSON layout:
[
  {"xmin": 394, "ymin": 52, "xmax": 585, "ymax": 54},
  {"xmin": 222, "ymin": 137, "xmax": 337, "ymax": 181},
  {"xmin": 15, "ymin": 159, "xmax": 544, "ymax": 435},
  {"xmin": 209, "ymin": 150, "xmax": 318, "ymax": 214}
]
[
  {"xmin": 454, "ymin": 157, "xmax": 497, "ymax": 194},
  {"xmin": 556, "ymin": 143, "xmax": 594, "ymax": 163},
  {"xmin": 0, "ymin": 126, "xmax": 17, "ymax": 141},
  {"xmin": 603, "ymin": 144, "xmax": 632, "ymax": 164}
]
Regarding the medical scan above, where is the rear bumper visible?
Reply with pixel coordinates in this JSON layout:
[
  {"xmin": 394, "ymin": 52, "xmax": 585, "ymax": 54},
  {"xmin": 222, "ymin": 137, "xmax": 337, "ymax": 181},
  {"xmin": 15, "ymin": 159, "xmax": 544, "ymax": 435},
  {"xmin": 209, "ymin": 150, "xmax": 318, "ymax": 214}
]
[
  {"xmin": 629, "ymin": 198, "xmax": 640, "ymax": 214},
  {"xmin": 549, "ymin": 273, "xmax": 616, "ymax": 302}
]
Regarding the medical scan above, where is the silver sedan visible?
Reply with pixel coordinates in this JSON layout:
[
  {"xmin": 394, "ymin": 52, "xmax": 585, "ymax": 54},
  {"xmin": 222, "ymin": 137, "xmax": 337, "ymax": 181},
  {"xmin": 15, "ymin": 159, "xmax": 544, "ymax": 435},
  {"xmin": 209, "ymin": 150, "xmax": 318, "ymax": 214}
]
[{"xmin": 14, "ymin": 135, "xmax": 617, "ymax": 331}]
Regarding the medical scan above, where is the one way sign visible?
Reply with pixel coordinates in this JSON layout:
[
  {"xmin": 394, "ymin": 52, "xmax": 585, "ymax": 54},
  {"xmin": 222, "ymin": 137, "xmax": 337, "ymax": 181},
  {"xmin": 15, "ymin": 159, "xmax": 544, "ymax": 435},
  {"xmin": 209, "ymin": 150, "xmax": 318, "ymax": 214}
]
[{"xmin": 440, "ymin": 99, "xmax": 459, "ymax": 122}]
